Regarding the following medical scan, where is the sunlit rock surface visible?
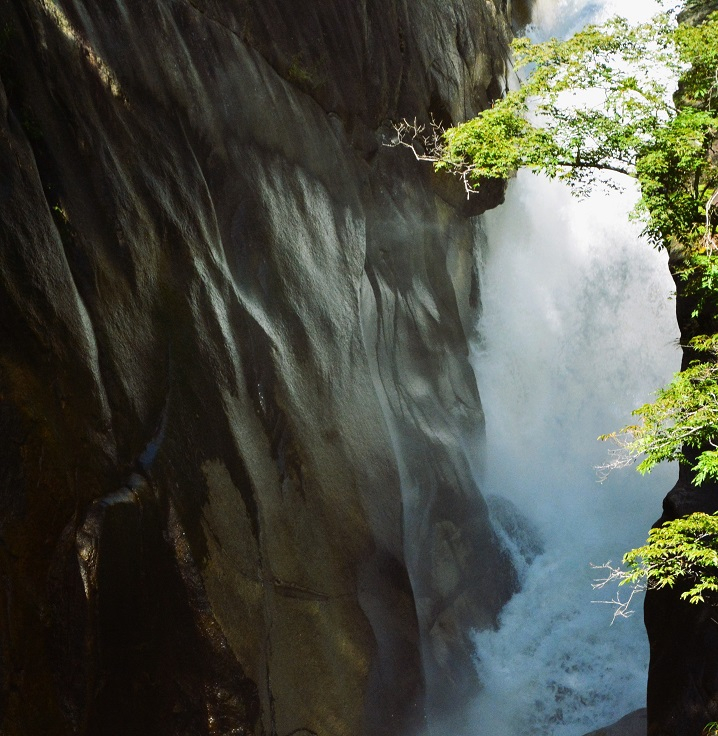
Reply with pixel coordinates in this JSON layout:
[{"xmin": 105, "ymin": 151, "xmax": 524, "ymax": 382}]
[{"xmin": 0, "ymin": 1, "xmax": 517, "ymax": 733}]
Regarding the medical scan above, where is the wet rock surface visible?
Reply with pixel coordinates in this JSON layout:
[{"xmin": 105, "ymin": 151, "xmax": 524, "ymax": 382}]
[
  {"xmin": 583, "ymin": 709, "xmax": 647, "ymax": 736},
  {"xmin": 0, "ymin": 1, "xmax": 515, "ymax": 733}
]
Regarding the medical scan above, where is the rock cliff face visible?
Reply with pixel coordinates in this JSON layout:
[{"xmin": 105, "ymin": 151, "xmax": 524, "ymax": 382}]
[
  {"xmin": 644, "ymin": 476, "xmax": 718, "ymax": 735},
  {"xmin": 643, "ymin": 7, "xmax": 718, "ymax": 733},
  {"xmin": 0, "ymin": 1, "xmax": 520, "ymax": 734}
]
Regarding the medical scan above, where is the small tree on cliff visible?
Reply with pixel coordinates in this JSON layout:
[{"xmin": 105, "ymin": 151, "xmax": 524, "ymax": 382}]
[
  {"xmin": 393, "ymin": 11, "xmax": 718, "ymax": 248},
  {"xmin": 392, "ymin": 6, "xmax": 718, "ymax": 603}
]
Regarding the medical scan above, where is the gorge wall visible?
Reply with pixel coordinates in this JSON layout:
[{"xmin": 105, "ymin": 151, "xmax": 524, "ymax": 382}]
[
  {"xmin": 0, "ymin": 1, "xmax": 528, "ymax": 734},
  {"xmin": 643, "ymin": 4, "xmax": 718, "ymax": 734}
]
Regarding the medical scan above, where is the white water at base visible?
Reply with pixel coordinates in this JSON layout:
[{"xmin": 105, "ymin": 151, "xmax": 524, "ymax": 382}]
[
  {"xmin": 466, "ymin": 3, "xmax": 681, "ymax": 730},
  {"xmin": 468, "ymin": 172, "xmax": 679, "ymax": 735}
]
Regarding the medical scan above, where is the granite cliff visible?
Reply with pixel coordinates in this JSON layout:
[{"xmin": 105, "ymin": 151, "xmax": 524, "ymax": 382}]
[
  {"xmin": 0, "ymin": 1, "xmax": 526, "ymax": 733},
  {"xmin": 641, "ymin": 5, "xmax": 718, "ymax": 734}
]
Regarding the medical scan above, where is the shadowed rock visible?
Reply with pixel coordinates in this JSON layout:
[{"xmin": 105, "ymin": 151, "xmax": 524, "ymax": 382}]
[
  {"xmin": 0, "ymin": 1, "xmax": 516, "ymax": 734},
  {"xmin": 583, "ymin": 708, "xmax": 647, "ymax": 736}
]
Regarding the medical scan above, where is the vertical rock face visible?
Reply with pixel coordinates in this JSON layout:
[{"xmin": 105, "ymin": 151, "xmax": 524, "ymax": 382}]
[
  {"xmin": 644, "ymin": 486, "xmax": 718, "ymax": 736},
  {"xmin": 0, "ymin": 1, "xmax": 517, "ymax": 734},
  {"xmin": 642, "ymin": 5, "xmax": 718, "ymax": 732},
  {"xmin": 645, "ymin": 308, "xmax": 718, "ymax": 733},
  {"xmin": 646, "ymin": 3, "xmax": 718, "ymax": 717}
]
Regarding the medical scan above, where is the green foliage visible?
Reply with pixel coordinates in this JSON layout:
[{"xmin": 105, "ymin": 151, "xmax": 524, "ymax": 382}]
[
  {"xmin": 675, "ymin": 252, "xmax": 718, "ymax": 325},
  {"xmin": 425, "ymin": 5, "xmax": 718, "ymax": 607},
  {"xmin": 601, "ymin": 343, "xmax": 718, "ymax": 482},
  {"xmin": 634, "ymin": 105, "xmax": 717, "ymax": 246},
  {"xmin": 437, "ymin": 105, "xmax": 560, "ymax": 182},
  {"xmin": 674, "ymin": 12, "xmax": 718, "ymax": 106},
  {"xmin": 286, "ymin": 54, "xmax": 322, "ymax": 89},
  {"xmin": 431, "ymin": 10, "xmax": 718, "ymax": 248},
  {"xmin": 622, "ymin": 512, "xmax": 718, "ymax": 604}
]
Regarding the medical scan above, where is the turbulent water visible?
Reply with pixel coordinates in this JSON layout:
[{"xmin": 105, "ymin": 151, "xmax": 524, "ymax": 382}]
[{"xmin": 466, "ymin": 1, "xmax": 681, "ymax": 733}]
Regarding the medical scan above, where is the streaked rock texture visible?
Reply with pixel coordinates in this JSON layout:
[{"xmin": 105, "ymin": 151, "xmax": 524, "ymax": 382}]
[{"xmin": 0, "ymin": 1, "xmax": 519, "ymax": 733}]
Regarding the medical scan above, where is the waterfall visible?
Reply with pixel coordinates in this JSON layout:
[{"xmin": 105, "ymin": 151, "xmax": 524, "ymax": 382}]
[{"xmin": 466, "ymin": 0, "xmax": 681, "ymax": 733}]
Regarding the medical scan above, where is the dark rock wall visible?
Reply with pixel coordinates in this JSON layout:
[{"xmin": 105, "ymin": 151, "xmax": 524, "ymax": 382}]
[
  {"xmin": 644, "ymin": 5, "xmax": 718, "ymax": 733},
  {"xmin": 645, "ymin": 381, "xmax": 718, "ymax": 733},
  {"xmin": 0, "ymin": 1, "xmax": 517, "ymax": 734},
  {"xmin": 645, "ymin": 429, "xmax": 718, "ymax": 734}
]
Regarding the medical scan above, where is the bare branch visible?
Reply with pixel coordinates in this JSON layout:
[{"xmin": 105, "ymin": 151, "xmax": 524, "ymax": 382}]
[
  {"xmin": 386, "ymin": 118, "xmax": 481, "ymax": 198},
  {"xmin": 591, "ymin": 561, "xmax": 646, "ymax": 624}
]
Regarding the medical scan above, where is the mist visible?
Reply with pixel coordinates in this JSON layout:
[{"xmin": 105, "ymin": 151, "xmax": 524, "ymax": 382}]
[{"xmin": 462, "ymin": 0, "xmax": 681, "ymax": 732}]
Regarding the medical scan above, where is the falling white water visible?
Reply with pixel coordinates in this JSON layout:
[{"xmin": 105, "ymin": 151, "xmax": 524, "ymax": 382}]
[{"xmin": 466, "ymin": 0, "xmax": 682, "ymax": 734}]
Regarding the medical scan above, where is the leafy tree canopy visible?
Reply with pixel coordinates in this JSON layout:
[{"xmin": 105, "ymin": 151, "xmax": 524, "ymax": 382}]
[
  {"xmin": 401, "ymin": 9, "xmax": 718, "ymax": 248},
  {"xmin": 405, "ymin": 4, "xmax": 718, "ymax": 484},
  {"xmin": 393, "ymin": 4, "xmax": 718, "ymax": 611},
  {"xmin": 623, "ymin": 510, "xmax": 718, "ymax": 604},
  {"xmin": 599, "ymin": 335, "xmax": 718, "ymax": 483},
  {"xmin": 398, "ymin": 5, "xmax": 718, "ymax": 477}
]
